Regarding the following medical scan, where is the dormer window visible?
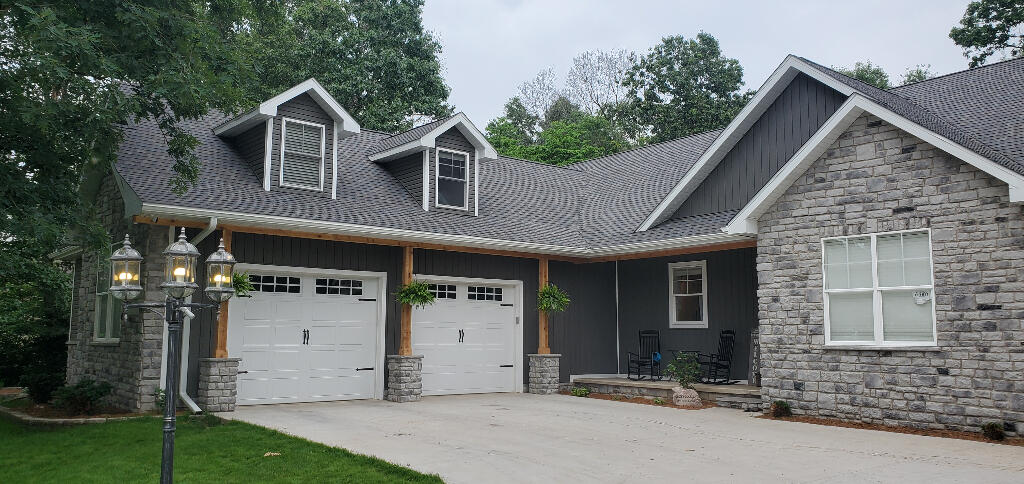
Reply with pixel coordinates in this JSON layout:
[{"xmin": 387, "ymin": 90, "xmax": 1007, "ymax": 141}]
[
  {"xmin": 280, "ymin": 118, "xmax": 325, "ymax": 191},
  {"xmin": 436, "ymin": 149, "xmax": 469, "ymax": 210}
]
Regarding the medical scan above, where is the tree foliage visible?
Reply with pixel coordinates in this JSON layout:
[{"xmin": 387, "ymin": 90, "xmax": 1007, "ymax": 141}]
[
  {"xmin": 564, "ymin": 49, "xmax": 634, "ymax": 115},
  {"xmin": 834, "ymin": 60, "xmax": 892, "ymax": 89},
  {"xmin": 239, "ymin": 0, "xmax": 451, "ymax": 132},
  {"xmin": 900, "ymin": 64, "xmax": 936, "ymax": 85},
  {"xmin": 950, "ymin": 0, "xmax": 1024, "ymax": 67},
  {"xmin": 621, "ymin": 32, "xmax": 754, "ymax": 142}
]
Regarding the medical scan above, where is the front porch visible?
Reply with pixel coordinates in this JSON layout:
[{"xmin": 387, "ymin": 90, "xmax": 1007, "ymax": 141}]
[{"xmin": 570, "ymin": 376, "xmax": 762, "ymax": 411}]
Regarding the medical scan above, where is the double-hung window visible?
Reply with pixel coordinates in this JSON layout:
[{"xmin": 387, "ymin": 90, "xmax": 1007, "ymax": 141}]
[
  {"xmin": 822, "ymin": 230, "xmax": 936, "ymax": 346},
  {"xmin": 280, "ymin": 118, "xmax": 325, "ymax": 191},
  {"xmin": 94, "ymin": 245, "xmax": 124, "ymax": 342},
  {"xmin": 436, "ymin": 149, "xmax": 468, "ymax": 209},
  {"xmin": 668, "ymin": 261, "xmax": 708, "ymax": 328}
]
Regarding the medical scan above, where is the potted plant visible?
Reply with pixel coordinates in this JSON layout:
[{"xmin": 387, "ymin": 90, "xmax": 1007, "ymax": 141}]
[
  {"xmin": 666, "ymin": 352, "xmax": 702, "ymax": 407},
  {"xmin": 232, "ymin": 271, "xmax": 255, "ymax": 298},
  {"xmin": 537, "ymin": 283, "xmax": 570, "ymax": 314},
  {"xmin": 395, "ymin": 280, "xmax": 436, "ymax": 308}
]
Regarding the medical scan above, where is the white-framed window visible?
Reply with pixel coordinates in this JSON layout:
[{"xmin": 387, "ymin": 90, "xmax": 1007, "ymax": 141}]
[
  {"xmin": 248, "ymin": 274, "xmax": 301, "ymax": 294},
  {"xmin": 668, "ymin": 261, "xmax": 708, "ymax": 329},
  {"xmin": 279, "ymin": 117, "xmax": 325, "ymax": 191},
  {"xmin": 822, "ymin": 229, "xmax": 936, "ymax": 346},
  {"xmin": 94, "ymin": 245, "xmax": 123, "ymax": 342},
  {"xmin": 314, "ymin": 278, "xmax": 363, "ymax": 296},
  {"xmin": 428, "ymin": 283, "xmax": 456, "ymax": 299},
  {"xmin": 468, "ymin": 285, "xmax": 502, "ymax": 301},
  {"xmin": 435, "ymin": 148, "xmax": 469, "ymax": 209}
]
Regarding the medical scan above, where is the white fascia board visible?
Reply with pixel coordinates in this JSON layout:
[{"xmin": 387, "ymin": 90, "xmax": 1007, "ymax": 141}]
[
  {"xmin": 723, "ymin": 94, "xmax": 1024, "ymax": 235},
  {"xmin": 369, "ymin": 113, "xmax": 498, "ymax": 162},
  {"xmin": 637, "ymin": 55, "xmax": 858, "ymax": 232},
  {"xmin": 139, "ymin": 203, "xmax": 753, "ymax": 258},
  {"xmin": 214, "ymin": 79, "xmax": 360, "ymax": 137}
]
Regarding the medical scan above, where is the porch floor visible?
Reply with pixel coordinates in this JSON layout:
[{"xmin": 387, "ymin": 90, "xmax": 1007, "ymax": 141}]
[{"xmin": 571, "ymin": 377, "xmax": 762, "ymax": 411}]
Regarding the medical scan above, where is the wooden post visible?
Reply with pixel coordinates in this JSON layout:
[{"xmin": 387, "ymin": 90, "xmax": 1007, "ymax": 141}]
[
  {"xmin": 214, "ymin": 229, "xmax": 232, "ymax": 358},
  {"xmin": 399, "ymin": 246, "xmax": 413, "ymax": 356},
  {"xmin": 537, "ymin": 258, "xmax": 550, "ymax": 354}
]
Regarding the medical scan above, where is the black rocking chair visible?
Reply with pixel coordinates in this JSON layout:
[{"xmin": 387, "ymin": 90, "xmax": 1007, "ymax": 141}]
[
  {"xmin": 627, "ymin": 330, "xmax": 663, "ymax": 381},
  {"xmin": 697, "ymin": 330, "xmax": 736, "ymax": 384}
]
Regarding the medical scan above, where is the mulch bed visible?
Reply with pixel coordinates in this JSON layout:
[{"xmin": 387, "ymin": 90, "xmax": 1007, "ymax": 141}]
[
  {"xmin": 3, "ymin": 398, "xmax": 147, "ymax": 419},
  {"xmin": 761, "ymin": 414, "xmax": 1024, "ymax": 447},
  {"xmin": 560, "ymin": 391, "xmax": 716, "ymax": 410}
]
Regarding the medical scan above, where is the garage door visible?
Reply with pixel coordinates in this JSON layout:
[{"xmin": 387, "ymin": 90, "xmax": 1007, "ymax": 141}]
[
  {"xmin": 412, "ymin": 279, "xmax": 520, "ymax": 395},
  {"xmin": 228, "ymin": 265, "xmax": 384, "ymax": 405}
]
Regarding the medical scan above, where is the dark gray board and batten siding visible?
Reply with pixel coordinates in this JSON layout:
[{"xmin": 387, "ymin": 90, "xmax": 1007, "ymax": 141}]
[
  {"xmin": 673, "ymin": 73, "xmax": 847, "ymax": 218},
  {"xmin": 184, "ymin": 234, "xmax": 618, "ymax": 395},
  {"xmin": 231, "ymin": 124, "xmax": 266, "ymax": 179},
  {"xmin": 616, "ymin": 248, "xmax": 758, "ymax": 380}
]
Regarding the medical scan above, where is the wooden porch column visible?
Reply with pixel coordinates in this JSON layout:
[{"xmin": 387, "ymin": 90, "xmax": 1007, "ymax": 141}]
[
  {"xmin": 399, "ymin": 246, "xmax": 413, "ymax": 356},
  {"xmin": 537, "ymin": 258, "xmax": 550, "ymax": 354},
  {"xmin": 214, "ymin": 229, "xmax": 232, "ymax": 358}
]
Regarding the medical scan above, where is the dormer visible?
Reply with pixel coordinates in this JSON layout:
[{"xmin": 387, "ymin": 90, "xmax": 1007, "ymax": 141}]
[
  {"xmin": 213, "ymin": 79, "xmax": 360, "ymax": 198},
  {"xmin": 369, "ymin": 113, "xmax": 497, "ymax": 215}
]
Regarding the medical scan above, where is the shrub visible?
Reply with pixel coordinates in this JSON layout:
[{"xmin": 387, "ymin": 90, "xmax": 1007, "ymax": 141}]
[
  {"xmin": 153, "ymin": 387, "xmax": 166, "ymax": 411},
  {"xmin": 666, "ymin": 352, "xmax": 701, "ymax": 388},
  {"xmin": 769, "ymin": 400, "xmax": 792, "ymax": 418},
  {"xmin": 570, "ymin": 386, "xmax": 590, "ymax": 397},
  {"xmin": 53, "ymin": 379, "xmax": 112, "ymax": 415},
  {"xmin": 395, "ymin": 281, "xmax": 436, "ymax": 308},
  {"xmin": 537, "ymin": 284, "xmax": 570, "ymax": 314},
  {"xmin": 981, "ymin": 422, "xmax": 1005, "ymax": 441},
  {"xmin": 20, "ymin": 371, "xmax": 65, "ymax": 404},
  {"xmin": 652, "ymin": 397, "xmax": 666, "ymax": 405}
]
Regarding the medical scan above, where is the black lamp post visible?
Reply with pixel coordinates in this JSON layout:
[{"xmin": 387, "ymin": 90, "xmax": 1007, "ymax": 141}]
[{"xmin": 111, "ymin": 228, "xmax": 236, "ymax": 484}]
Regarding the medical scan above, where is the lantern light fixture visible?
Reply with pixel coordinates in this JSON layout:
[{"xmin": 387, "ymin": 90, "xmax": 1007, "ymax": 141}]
[
  {"xmin": 204, "ymin": 238, "xmax": 236, "ymax": 302},
  {"xmin": 160, "ymin": 227, "xmax": 200, "ymax": 299},
  {"xmin": 109, "ymin": 234, "xmax": 144, "ymax": 301}
]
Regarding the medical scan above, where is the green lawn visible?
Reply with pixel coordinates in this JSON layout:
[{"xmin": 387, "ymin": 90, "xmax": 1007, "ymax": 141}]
[{"xmin": 0, "ymin": 414, "xmax": 442, "ymax": 483}]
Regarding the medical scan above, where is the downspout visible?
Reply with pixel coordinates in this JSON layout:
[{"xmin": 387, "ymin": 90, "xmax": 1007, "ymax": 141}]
[
  {"xmin": 159, "ymin": 217, "xmax": 217, "ymax": 413},
  {"xmin": 180, "ymin": 217, "xmax": 218, "ymax": 412}
]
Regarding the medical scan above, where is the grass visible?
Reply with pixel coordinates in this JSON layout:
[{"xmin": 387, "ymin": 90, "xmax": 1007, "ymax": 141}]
[{"xmin": 0, "ymin": 414, "xmax": 442, "ymax": 483}]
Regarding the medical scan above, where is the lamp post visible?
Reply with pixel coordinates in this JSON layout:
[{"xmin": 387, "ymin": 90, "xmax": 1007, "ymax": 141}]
[{"xmin": 110, "ymin": 228, "xmax": 236, "ymax": 484}]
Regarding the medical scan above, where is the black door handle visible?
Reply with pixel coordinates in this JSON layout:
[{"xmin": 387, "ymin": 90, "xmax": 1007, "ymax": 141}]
[
  {"xmin": 302, "ymin": 329, "xmax": 309, "ymax": 345},
  {"xmin": 238, "ymin": 370, "xmax": 249, "ymax": 374},
  {"xmin": 356, "ymin": 367, "xmax": 374, "ymax": 371},
  {"xmin": 458, "ymin": 329, "xmax": 464, "ymax": 343},
  {"xmin": 499, "ymin": 364, "xmax": 513, "ymax": 368}
]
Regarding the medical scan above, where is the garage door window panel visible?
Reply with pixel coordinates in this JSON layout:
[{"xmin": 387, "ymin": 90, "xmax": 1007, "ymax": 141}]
[
  {"xmin": 248, "ymin": 274, "xmax": 301, "ymax": 293},
  {"xmin": 315, "ymin": 278, "xmax": 363, "ymax": 296}
]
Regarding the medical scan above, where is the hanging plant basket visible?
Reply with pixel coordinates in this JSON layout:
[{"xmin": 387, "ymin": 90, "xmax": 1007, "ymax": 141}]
[
  {"xmin": 396, "ymin": 280, "xmax": 436, "ymax": 308},
  {"xmin": 537, "ymin": 283, "xmax": 570, "ymax": 314}
]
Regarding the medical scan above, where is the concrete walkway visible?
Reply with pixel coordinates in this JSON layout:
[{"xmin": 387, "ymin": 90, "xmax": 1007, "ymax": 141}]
[{"xmin": 223, "ymin": 393, "xmax": 1024, "ymax": 483}]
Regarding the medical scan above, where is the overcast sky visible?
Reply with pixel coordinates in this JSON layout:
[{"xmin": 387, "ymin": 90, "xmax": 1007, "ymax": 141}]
[{"xmin": 422, "ymin": 0, "xmax": 974, "ymax": 124}]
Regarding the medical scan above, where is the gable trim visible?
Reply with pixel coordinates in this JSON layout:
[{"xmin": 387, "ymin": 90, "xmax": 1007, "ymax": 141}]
[
  {"xmin": 369, "ymin": 113, "xmax": 498, "ymax": 162},
  {"xmin": 637, "ymin": 55, "xmax": 857, "ymax": 232},
  {"xmin": 723, "ymin": 94, "xmax": 1024, "ymax": 235},
  {"xmin": 214, "ymin": 79, "xmax": 360, "ymax": 137}
]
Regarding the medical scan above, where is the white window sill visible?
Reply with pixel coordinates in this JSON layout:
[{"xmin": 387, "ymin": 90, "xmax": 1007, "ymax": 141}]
[
  {"xmin": 669, "ymin": 322, "xmax": 708, "ymax": 329},
  {"xmin": 823, "ymin": 345, "xmax": 940, "ymax": 352},
  {"xmin": 89, "ymin": 340, "xmax": 121, "ymax": 346}
]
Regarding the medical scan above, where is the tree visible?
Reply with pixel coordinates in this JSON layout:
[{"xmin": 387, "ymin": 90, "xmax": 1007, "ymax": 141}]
[
  {"xmin": 240, "ymin": 0, "xmax": 452, "ymax": 132},
  {"xmin": 900, "ymin": 64, "xmax": 936, "ymax": 85},
  {"xmin": 564, "ymin": 49, "xmax": 634, "ymax": 115},
  {"xmin": 950, "ymin": 0, "xmax": 1024, "ymax": 67},
  {"xmin": 1, "ymin": 0, "xmax": 257, "ymax": 386},
  {"xmin": 516, "ymin": 67, "xmax": 561, "ymax": 119},
  {"xmin": 622, "ymin": 32, "xmax": 754, "ymax": 142},
  {"xmin": 834, "ymin": 61, "xmax": 891, "ymax": 89}
]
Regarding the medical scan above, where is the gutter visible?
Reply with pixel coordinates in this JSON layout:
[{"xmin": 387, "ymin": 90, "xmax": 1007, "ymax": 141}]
[{"xmin": 139, "ymin": 204, "xmax": 754, "ymax": 259}]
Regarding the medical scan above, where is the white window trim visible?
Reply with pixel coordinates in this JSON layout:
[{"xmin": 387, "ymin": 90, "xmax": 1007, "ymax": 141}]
[
  {"xmin": 279, "ymin": 117, "xmax": 326, "ymax": 192},
  {"xmin": 821, "ymin": 228, "xmax": 938, "ymax": 347},
  {"xmin": 435, "ymin": 147, "xmax": 470, "ymax": 210},
  {"xmin": 668, "ymin": 260, "xmax": 709, "ymax": 329},
  {"xmin": 93, "ymin": 244, "xmax": 122, "ymax": 342}
]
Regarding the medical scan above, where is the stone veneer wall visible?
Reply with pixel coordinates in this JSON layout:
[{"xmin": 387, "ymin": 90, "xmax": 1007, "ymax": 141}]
[
  {"xmin": 197, "ymin": 358, "xmax": 240, "ymax": 412},
  {"xmin": 66, "ymin": 175, "xmax": 166, "ymax": 412},
  {"xmin": 757, "ymin": 113, "xmax": 1024, "ymax": 434},
  {"xmin": 384, "ymin": 355, "xmax": 423, "ymax": 402},
  {"xmin": 527, "ymin": 354, "xmax": 560, "ymax": 394}
]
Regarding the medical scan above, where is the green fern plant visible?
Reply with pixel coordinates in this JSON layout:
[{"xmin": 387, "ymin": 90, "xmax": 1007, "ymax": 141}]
[
  {"xmin": 396, "ymin": 281, "xmax": 436, "ymax": 308},
  {"xmin": 233, "ymin": 271, "xmax": 255, "ymax": 298},
  {"xmin": 537, "ymin": 283, "xmax": 570, "ymax": 313}
]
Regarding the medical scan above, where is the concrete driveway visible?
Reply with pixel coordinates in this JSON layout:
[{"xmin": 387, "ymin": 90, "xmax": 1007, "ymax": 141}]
[{"xmin": 224, "ymin": 393, "xmax": 1023, "ymax": 483}]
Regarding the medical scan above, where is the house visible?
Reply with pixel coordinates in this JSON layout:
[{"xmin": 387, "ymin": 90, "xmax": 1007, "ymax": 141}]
[{"xmin": 60, "ymin": 54, "xmax": 1024, "ymax": 434}]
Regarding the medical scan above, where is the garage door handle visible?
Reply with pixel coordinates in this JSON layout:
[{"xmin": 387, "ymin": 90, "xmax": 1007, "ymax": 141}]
[
  {"xmin": 237, "ymin": 370, "xmax": 249, "ymax": 374},
  {"xmin": 500, "ymin": 303, "xmax": 513, "ymax": 307},
  {"xmin": 499, "ymin": 365, "xmax": 513, "ymax": 368},
  {"xmin": 356, "ymin": 367, "xmax": 374, "ymax": 371},
  {"xmin": 358, "ymin": 298, "xmax": 376, "ymax": 302}
]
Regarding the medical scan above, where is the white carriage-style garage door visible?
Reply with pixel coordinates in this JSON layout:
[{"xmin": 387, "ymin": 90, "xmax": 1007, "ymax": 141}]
[
  {"xmin": 412, "ymin": 277, "xmax": 522, "ymax": 396},
  {"xmin": 228, "ymin": 264, "xmax": 386, "ymax": 405}
]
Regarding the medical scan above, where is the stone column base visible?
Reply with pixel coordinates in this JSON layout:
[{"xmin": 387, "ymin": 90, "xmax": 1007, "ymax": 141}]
[
  {"xmin": 385, "ymin": 355, "xmax": 423, "ymax": 402},
  {"xmin": 528, "ymin": 354, "xmax": 561, "ymax": 394},
  {"xmin": 197, "ymin": 357, "xmax": 241, "ymax": 413}
]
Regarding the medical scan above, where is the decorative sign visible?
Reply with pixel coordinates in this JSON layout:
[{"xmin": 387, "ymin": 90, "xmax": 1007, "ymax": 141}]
[{"xmin": 912, "ymin": 290, "xmax": 932, "ymax": 305}]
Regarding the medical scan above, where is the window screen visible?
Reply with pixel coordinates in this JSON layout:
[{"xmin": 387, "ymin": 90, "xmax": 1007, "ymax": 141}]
[{"xmin": 436, "ymin": 150, "xmax": 467, "ymax": 208}]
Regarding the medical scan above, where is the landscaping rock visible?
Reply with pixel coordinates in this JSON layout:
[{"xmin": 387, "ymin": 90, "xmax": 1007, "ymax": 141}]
[{"xmin": 672, "ymin": 387, "xmax": 702, "ymax": 407}]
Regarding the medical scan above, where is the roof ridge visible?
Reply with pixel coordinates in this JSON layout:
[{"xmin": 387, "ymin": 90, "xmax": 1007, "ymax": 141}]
[
  {"xmin": 380, "ymin": 113, "xmax": 460, "ymax": 141},
  {"xmin": 891, "ymin": 56, "xmax": 1024, "ymax": 91},
  {"xmin": 569, "ymin": 128, "xmax": 724, "ymax": 168}
]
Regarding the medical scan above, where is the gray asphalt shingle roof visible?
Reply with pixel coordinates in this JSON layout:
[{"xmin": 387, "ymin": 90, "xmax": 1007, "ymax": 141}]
[{"xmin": 115, "ymin": 57, "xmax": 1024, "ymax": 252}]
